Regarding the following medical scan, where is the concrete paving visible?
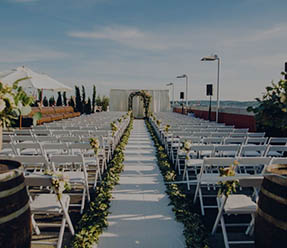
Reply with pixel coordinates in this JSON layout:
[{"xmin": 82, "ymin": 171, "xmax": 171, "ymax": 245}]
[{"xmin": 97, "ymin": 120, "xmax": 185, "ymax": 248}]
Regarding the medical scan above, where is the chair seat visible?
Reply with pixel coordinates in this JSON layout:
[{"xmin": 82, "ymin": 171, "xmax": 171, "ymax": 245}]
[
  {"xmin": 31, "ymin": 194, "xmax": 70, "ymax": 213},
  {"xmin": 63, "ymin": 171, "xmax": 85, "ymax": 182},
  {"xmin": 224, "ymin": 194, "xmax": 257, "ymax": 214}
]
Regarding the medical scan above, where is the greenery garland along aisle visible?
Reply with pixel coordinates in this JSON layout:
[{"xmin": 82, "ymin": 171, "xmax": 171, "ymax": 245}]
[
  {"xmin": 71, "ymin": 117, "xmax": 134, "ymax": 248},
  {"xmin": 145, "ymin": 119, "xmax": 209, "ymax": 248}
]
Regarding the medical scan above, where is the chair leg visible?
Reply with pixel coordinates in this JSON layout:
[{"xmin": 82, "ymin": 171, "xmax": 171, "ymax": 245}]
[
  {"xmin": 220, "ymin": 215, "xmax": 230, "ymax": 248},
  {"xmin": 199, "ymin": 188, "xmax": 205, "ymax": 216},
  {"xmin": 80, "ymin": 187, "xmax": 86, "ymax": 214},
  {"xmin": 31, "ymin": 214, "xmax": 41, "ymax": 235},
  {"xmin": 193, "ymin": 183, "xmax": 200, "ymax": 204},
  {"xmin": 212, "ymin": 197, "xmax": 227, "ymax": 235},
  {"xmin": 57, "ymin": 217, "xmax": 67, "ymax": 248}
]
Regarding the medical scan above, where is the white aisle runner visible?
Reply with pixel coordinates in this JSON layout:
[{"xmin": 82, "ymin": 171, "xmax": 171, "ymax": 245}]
[{"xmin": 97, "ymin": 120, "xmax": 184, "ymax": 248}]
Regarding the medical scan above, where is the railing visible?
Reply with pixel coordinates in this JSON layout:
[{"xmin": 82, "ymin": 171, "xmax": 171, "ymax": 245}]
[{"xmin": 173, "ymin": 105, "xmax": 256, "ymax": 131}]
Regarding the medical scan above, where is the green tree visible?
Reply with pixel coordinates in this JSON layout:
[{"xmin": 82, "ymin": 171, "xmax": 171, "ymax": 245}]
[
  {"xmin": 102, "ymin": 96, "xmax": 109, "ymax": 111},
  {"xmin": 56, "ymin": 92, "xmax": 62, "ymax": 106},
  {"xmin": 75, "ymin": 86, "xmax": 83, "ymax": 113},
  {"xmin": 92, "ymin": 85, "xmax": 96, "ymax": 113},
  {"xmin": 247, "ymin": 72, "xmax": 287, "ymax": 136},
  {"xmin": 63, "ymin": 92, "xmax": 67, "ymax": 106},
  {"xmin": 68, "ymin": 96, "xmax": 75, "ymax": 109},
  {"xmin": 49, "ymin": 96, "xmax": 55, "ymax": 106},
  {"xmin": 43, "ymin": 96, "xmax": 49, "ymax": 107},
  {"xmin": 82, "ymin": 85, "xmax": 86, "ymax": 107},
  {"xmin": 96, "ymin": 95, "xmax": 102, "ymax": 106},
  {"xmin": 84, "ymin": 97, "xmax": 92, "ymax": 114}
]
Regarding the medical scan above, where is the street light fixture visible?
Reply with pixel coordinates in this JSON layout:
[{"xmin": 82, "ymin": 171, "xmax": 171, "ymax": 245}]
[
  {"xmin": 201, "ymin": 54, "xmax": 220, "ymax": 123},
  {"xmin": 166, "ymin": 83, "xmax": 174, "ymax": 107},
  {"xmin": 176, "ymin": 74, "xmax": 188, "ymax": 107}
]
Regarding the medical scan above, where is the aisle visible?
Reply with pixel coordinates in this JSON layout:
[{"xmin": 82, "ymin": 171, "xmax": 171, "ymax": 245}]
[{"xmin": 97, "ymin": 120, "xmax": 184, "ymax": 248}]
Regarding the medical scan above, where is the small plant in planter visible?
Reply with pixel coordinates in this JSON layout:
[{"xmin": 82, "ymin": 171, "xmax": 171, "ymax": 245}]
[{"xmin": 156, "ymin": 119, "xmax": 161, "ymax": 127}]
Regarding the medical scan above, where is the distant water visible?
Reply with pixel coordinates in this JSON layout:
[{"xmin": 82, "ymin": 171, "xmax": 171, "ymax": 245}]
[{"xmin": 173, "ymin": 100, "xmax": 258, "ymax": 109}]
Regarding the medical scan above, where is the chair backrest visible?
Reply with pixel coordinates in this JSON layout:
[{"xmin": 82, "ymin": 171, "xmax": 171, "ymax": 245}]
[
  {"xmin": 41, "ymin": 143, "xmax": 69, "ymax": 156},
  {"xmin": 247, "ymin": 132, "xmax": 265, "ymax": 137},
  {"xmin": 202, "ymin": 137, "xmax": 223, "ymax": 144},
  {"xmin": 265, "ymin": 145, "xmax": 287, "ymax": 157},
  {"xmin": 13, "ymin": 142, "xmax": 43, "ymax": 155},
  {"xmin": 0, "ymin": 143, "xmax": 16, "ymax": 155},
  {"xmin": 32, "ymin": 129, "xmax": 51, "ymax": 136},
  {"xmin": 14, "ymin": 130, "xmax": 32, "ymax": 136},
  {"xmin": 229, "ymin": 133, "xmax": 247, "ymax": 138},
  {"xmin": 13, "ymin": 155, "xmax": 50, "ymax": 171},
  {"xmin": 224, "ymin": 137, "xmax": 246, "ymax": 145},
  {"xmin": 236, "ymin": 157, "xmax": 271, "ymax": 174},
  {"xmin": 245, "ymin": 137, "xmax": 268, "ymax": 145},
  {"xmin": 239, "ymin": 145, "xmax": 268, "ymax": 157},
  {"xmin": 212, "ymin": 144, "xmax": 241, "ymax": 157},
  {"xmin": 36, "ymin": 135, "xmax": 59, "ymax": 143},
  {"xmin": 268, "ymin": 137, "xmax": 287, "ymax": 145},
  {"xmin": 51, "ymin": 130, "xmax": 71, "ymax": 137},
  {"xmin": 58, "ymin": 136, "xmax": 81, "ymax": 144},
  {"xmin": 11, "ymin": 135, "xmax": 35, "ymax": 143},
  {"xmin": 233, "ymin": 128, "xmax": 249, "ymax": 133}
]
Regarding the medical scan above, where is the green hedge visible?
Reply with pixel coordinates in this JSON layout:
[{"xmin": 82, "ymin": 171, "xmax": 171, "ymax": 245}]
[
  {"xmin": 70, "ymin": 118, "xmax": 134, "ymax": 248},
  {"xmin": 146, "ymin": 119, "xmax": 209, "ymax": 248}
]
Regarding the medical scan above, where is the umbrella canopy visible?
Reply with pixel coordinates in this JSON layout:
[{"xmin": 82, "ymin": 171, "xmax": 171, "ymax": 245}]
[{"xmin": 0, "ymin": 66, "xmax": 72, "ymax": 92}]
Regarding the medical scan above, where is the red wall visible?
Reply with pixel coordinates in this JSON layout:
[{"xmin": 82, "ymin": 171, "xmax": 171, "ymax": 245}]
[{"xmin": 173, "ymin": 107, "xmax": 256, "ymax": 132}]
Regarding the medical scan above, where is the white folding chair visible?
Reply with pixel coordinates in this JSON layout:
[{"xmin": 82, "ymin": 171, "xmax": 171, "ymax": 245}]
[
  {"xmin": 68, "ymin": 142, "xmax": 102, "ymax": 188},
  {"xmin": 49, "ymin": 154, "xmax": 90, "ymax": 213},
  {"xmin": 25, "ymin": 174, "xmax": 74, "ymax": 248},
  {"xmin": 193, "ymin": 157, "xmax": 236, "ymax": 215},
  {"xmin": 211, "ymin": 176, "xmax": 263, "ymax": 248}
]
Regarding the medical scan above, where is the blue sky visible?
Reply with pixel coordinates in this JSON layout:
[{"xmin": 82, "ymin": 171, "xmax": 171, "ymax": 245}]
[{"xmin": 1, "ymin": 0, "xmax": 287, "ymax": 101}]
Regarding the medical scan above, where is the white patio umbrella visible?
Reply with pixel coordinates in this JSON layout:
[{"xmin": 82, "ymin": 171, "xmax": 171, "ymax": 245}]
[{"xmin": 0, "ymin": 66, "xmax": 72, "ymax": 92}]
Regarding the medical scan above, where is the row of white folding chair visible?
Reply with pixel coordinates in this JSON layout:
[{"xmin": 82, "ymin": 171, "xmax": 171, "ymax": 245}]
[
  {"xmin": 0, "ymin": 142, "xmax": 103, "ymax": 189},
  {"xmin": 179, "ymin": 144, "xmax": 287, "ymax": 178}
]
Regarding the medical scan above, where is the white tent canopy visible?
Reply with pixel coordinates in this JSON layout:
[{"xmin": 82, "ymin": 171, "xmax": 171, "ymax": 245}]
[{"xmin": 0, "ymin": 66, "xmax": 72, "ymax": 92}]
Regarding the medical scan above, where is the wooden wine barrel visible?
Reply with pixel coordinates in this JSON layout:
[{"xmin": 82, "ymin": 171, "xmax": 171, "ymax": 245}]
[
  {"xmin": 255, "ymin": 164, "xmax": 287, "ymax": 248},
  {"xmin": 0, "ymin": 160, "xmax": 31, "ymax": 248}
]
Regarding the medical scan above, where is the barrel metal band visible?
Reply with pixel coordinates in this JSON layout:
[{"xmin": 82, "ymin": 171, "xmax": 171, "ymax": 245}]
[
  {"xmin": 0, "ymin": 182, "xmax": 26, "ymax": 199},
  {"xmin": 257, "ymin": 207, "xmax": 287, "ymax": 231},
  {"xmin": 261, "ymin": 187, "xmax": 287, "ymax": 205},
  {"xmin": 0, "ymin": 168, "xmax": 23, "ymax": 182},
  {"xmin": 0, "ymin": 202, "xmax": 29, "ymax": 224}
]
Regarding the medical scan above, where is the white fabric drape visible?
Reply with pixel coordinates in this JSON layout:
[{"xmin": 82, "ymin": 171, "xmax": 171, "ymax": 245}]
[{"xmin": 110, "ymin": 89, "xmax": 170, "ymax": 118}]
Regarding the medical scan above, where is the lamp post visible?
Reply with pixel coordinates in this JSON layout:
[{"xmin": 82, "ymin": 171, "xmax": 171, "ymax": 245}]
[
  {"xmin": 201, "ymin": 55, "xmax": 220, "ymax": 123},
  {"xmin": 176, "ymin": 74, "xmax": 188, "ymax": 107},
  {"xmin": 166, "ymin": 83, "xmax": 174, "ymax": 107}
]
